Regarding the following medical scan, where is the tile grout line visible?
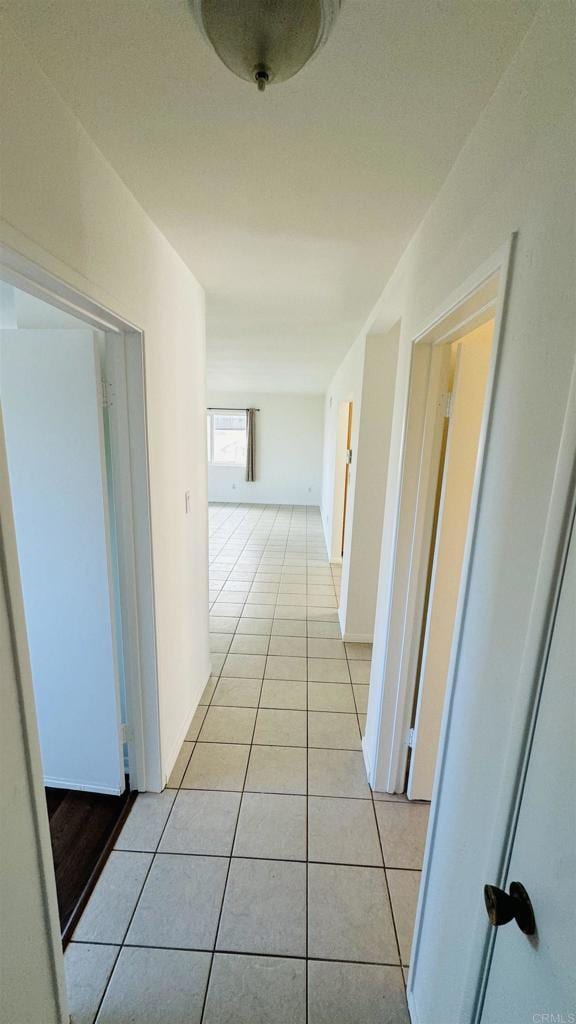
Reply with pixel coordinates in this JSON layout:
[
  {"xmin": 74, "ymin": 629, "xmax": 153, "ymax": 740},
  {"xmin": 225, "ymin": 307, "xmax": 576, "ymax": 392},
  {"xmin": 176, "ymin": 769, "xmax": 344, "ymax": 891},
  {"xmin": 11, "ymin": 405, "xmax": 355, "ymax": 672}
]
[
  {"xmin": 342, "ymin": 633, "xmax": 407, "ymax": 984},
  {"xmin": 200, "ymin": 505, "xmax": 284, "ymax": 1023}
]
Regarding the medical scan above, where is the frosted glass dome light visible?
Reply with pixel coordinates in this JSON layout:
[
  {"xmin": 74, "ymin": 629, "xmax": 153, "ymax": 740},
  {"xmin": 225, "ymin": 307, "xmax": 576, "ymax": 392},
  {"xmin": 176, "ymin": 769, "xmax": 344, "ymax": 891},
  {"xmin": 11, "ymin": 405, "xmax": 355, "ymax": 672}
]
[{"xmin": 191, "ymin": 0, "xmax": 342, "ymax": 91}]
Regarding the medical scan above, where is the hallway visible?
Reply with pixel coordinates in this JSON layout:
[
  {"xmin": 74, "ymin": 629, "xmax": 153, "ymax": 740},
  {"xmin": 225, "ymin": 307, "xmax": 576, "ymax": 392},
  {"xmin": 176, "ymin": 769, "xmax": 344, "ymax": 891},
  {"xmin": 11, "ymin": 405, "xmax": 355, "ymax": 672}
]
[{"xmin": 64, "ymin": 504, "xmax": 429, "ymax": 1023}]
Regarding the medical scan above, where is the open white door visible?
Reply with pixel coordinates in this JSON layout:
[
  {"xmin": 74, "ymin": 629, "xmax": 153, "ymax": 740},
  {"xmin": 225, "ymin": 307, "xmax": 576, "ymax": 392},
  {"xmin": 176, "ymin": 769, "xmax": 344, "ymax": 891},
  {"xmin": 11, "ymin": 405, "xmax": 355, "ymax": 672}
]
[
  {"xmin": 0, "ymin": 329, "xmax": 125, "ymax": 794},
  {"xmin": 480, "ymin": 512, "xmax": 575, "ymax": 1022},
  {"xmin": 408, "ymin": 323, "xmax": 493, "ymax": 800}
]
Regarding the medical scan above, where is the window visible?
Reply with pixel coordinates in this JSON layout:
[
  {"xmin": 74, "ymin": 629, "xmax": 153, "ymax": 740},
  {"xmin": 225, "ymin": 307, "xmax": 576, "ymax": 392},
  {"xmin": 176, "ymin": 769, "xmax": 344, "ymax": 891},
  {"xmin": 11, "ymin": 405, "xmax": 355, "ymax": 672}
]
[{"xmin": 207, "ymin": 410, "xmax": 247, "ymax": 467}]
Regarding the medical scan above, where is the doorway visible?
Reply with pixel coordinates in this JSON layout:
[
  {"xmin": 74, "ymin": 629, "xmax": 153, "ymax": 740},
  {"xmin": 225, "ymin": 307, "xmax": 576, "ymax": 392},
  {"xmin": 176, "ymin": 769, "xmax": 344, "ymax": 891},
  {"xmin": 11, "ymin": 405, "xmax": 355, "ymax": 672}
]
[
  {"xmin": 341, "ymin": 400, "xmax": 354, "ymax": 557},
  {"xmin": 0, "ymin": 257, "xmax": 160, "ymax": 945},
  {"xmin": 406, "ymin": 320, "xmax": 494, "ymax": 800}
]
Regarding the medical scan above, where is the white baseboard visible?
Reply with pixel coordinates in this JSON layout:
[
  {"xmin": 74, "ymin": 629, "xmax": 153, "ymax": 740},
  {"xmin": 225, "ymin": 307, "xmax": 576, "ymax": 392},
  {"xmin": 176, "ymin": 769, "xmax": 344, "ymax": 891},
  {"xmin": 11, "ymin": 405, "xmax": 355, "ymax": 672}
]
[
  {"xmin": 43, "ymin": 775, "xmax": 123, "ymax": 796},
  {"xmin": 342, "ymin": 631, "xmax": 373, "ymax": 643},
  {"xmin": 407, "ymin": 984, "xmax": 418, "ymax": 1023},
  {"xmin": 361, "ymin": 734, "xmax": 373, "ymax": 787}
]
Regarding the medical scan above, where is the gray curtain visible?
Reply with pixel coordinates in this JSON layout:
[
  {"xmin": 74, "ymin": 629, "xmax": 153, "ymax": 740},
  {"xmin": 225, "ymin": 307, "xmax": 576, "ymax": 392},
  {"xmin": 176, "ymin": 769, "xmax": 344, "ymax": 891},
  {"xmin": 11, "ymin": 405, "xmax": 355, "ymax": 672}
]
[{"xmin": 245, "ymin": 408, "xmax": 256, "ymax": 482}]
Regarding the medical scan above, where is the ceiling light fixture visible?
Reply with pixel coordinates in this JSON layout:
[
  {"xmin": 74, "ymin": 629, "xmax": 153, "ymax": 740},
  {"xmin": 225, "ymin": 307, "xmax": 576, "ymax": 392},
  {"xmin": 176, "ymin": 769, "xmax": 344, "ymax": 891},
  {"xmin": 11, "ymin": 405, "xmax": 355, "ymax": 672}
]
[{"xmin": 191, "ymin": 0, "xmax": 342, "ymax": 92}]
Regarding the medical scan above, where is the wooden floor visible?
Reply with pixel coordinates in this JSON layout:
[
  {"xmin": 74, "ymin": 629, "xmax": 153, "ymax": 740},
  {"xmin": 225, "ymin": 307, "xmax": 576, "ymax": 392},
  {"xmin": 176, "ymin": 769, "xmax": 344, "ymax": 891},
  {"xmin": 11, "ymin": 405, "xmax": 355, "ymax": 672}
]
[{"xmin": 45, "ymin": 781, "xmax": 135, "ymax": 945}]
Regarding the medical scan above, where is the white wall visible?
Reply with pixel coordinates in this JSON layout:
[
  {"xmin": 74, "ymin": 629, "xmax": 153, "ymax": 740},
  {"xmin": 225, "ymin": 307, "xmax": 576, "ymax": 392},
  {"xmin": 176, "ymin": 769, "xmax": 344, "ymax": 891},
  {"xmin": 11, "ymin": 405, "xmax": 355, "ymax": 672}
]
[
  {"xmin": 359, "ymin": 5, "xmax": 575, "ymax": 1022},
  {"xmin": 0, "ymin": 329, "xmax": 125, "ymax": 794},
  {"xmin": 321, "ymin": 327, "xmax": 399, "ymax": 640},
  {"xmin": 321, "ymin": 337, "xmax": 365, "ymax": 548},
  {"xmin": 207, "ymin": 392, "xmax": 324, "ymax": 505},
  {"xmin": 0, "ymin": 19, "xmax": 210, "ymax": 788}
]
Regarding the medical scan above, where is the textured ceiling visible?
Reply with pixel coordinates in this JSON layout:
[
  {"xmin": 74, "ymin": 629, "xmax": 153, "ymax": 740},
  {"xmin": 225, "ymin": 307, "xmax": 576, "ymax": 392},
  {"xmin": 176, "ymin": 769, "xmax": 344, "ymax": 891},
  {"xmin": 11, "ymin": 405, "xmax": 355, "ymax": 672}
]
[{"xmin": 3, "ymin": 0, "xmax": 537, "ymax": 391}]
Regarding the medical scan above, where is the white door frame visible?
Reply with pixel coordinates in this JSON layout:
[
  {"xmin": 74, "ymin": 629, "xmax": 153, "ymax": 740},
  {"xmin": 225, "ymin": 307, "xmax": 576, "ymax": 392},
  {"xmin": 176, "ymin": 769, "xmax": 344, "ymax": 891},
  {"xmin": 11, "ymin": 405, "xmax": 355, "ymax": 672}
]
[
  {"xmin": 364, "ymin": 235, "xmax": 516, "ymax": 794},
  {"xmin": 0, "ymin": 243, "xmax": 161, "ymax": 793}
]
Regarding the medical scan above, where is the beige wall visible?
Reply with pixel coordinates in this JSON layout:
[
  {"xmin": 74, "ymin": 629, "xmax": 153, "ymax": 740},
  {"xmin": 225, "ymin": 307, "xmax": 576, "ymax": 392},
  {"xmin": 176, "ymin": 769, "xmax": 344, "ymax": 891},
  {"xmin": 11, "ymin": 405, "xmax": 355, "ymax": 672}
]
[{"xmin": 0, "ymin": 20, "xmax": 210, "ymax": 784}]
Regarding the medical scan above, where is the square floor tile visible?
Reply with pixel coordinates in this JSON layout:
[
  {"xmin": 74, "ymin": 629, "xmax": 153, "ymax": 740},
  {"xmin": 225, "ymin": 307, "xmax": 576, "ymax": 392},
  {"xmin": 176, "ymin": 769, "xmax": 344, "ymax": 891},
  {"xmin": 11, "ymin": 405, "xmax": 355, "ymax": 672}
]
[
  {"xmin": 307, "ymin": 638, "xmax": 346, "ymax": 659},
  {"xmin": 200, "ymin": 676, "xmax": 218, "ymax": 705},
  {"xmin": 260, "ymin": 679, "xmax": 307, "ymax": 710},
  {"xmin": 307, "ymin": 621, "xmax": 342, "ymax": 639},
  {"xmin": 96, "ymin": 946, "xmax": 211, "ymax": 1024},
  {"xmin": 204, "ymin": 953, "xmax": 306, "ymax": 1024},
  {"xmin": 210, "ymin": 633, "xmax": 233, "ymax": 653},
  {"xmin": 210, "ymin": 650, "xmax": 226, "ymax": 674},
  {"xmin": 115, "ymin": 791, "xmax": 176, "ymax": 852},
  {"xmin": 278, "ymin": 582, "xmax": 307, "ymax": 595},
  {"xmin": 254, "ymin": 708, "xmax": 307, "ymax": 747},
  {"xmin": 245, "ymin": 591, "xmax": 276, "ymax": 605},
  {"xmin": 306, "ymin": 594, "xmax": 337, "ymax": 608},
  {"xmin": 126, "ymin": 854, "xmax": 228, "ymax": 949},
  {"xmin": 243, "ymin": 603, "xmax": 277, "ymax": 619},
  {"xmin": 233, "ymin": 793, "xmax": 306, "ymax": 860},
  {"xmin": 276, "ymin": 592, "xmax": 307, "ymax": 607},
  {"xmin": 272, "ymin": 619, "xmax": 307, "ymax": 637},
  {"xmin": 159, "ymin": 790, "xmax": 241, "ymax": 855},
  {"xmin": 308, "ymin": 797, "xmax": 382, "ymax": 866},
  {"xmin": 308, "ymin": 711, "xmax": 361, "ymax": 750},
  {"xmin": 235, "ymin": 617, "xmax": 273, "ymax": 635},
  {"xmin": 308, "ymin": 683, "xmax": 355, "ymax": 712},
  {"xmin": 217, "ymin": 858, "xmax": 306, "ymax": 956},
  {"xmin": 186, "ymin": 705, "xmax": 209, "ymax": 740},
  {"xmin": 167, "ymin": 741, "xmax": 195, "ymax": 788},
  {"xmin": 182, "ymin": 743, "xmax": 250, "ymax": 792},
  {"xmin": 64, "ymin": 942, "xmax": 118, "ymax": 1024},
  {"xmin": 308, "ymin": 960, "xmax": 408, "ymax": 1024},
  {"xmin": 212, "ymin": 602, "xmax": 245, "ymax": 617},
  {"xmin": 308, "ymin": 863, "xmax": 397, "ymax": 963},
  {"xmin": 387, "ymin": 869, "xmax": 421, "ymax": 965},
  {"xmin": 229, "ymin": 634, "xmax": 269, "ymax": 655},
  {"xmin": 265, "ymin": 655, "xmax": 307, "ymax": 681},
  {"xmin": 308, "ymin": 749, "xmax": 370, "ymax": 799},
  {"xmin": 345, "ymin": 642, "xmax": 373, "ymax": 661},
  {"xmin": 307, "ymin": 609, "xmax": 339, "ymax": 623},
  {"xmin": 212, "ymin": 677, "xmax": 262, "ymax": 708},
  {"xmin": 349, "ymin": 660, "xmax": 371, "ymax": 683},
  {"xmin": 375, "ymin": 802, "xmax": 430, "ymax": 868},
  {"xmin": 352, "ymin": 684, "xmax": 369, "ymax": 714},
  {"xmin": 198, "ymin": 706, "xmax": 256, "ymax": 744},
  {"xmin": 268, "ymin": 635, "xmax": 307, "ymax": 657},
  {"xmin": 73, "ymin": 851, "xmax": 152, "ymax": 943},
  {"xmin": 222, "ymin": 582, "xmax": 251, "ymax": 594},
  {"xmin": 245, "ymin": 745, "xmax": 307, "ymax": 795},
  {"xmin": 222, "ymin": 653, "xmax": 266, "ymax": 679},
  {"xmin": 308, "ymin": 658, "xmax": 350, "ymax": 683},
  {"xmin": 209, "ymin": 616, "xmax": 238, "ymax": 634},
  {"xmin": 274, "ymin": 605, "xmax": 307, "ymax": 620}
]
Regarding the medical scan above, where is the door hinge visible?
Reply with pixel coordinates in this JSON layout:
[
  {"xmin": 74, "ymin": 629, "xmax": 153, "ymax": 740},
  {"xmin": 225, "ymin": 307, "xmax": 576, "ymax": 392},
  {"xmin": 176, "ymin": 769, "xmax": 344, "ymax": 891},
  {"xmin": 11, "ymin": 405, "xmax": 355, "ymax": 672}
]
[
  {"xmin": 345, "ymin": 448, "xmax": 353, "ymax": 465},
  {"xmin": 440, "ymin": 391, "xmax": 453, "ymax": 418},
  {"xmin": 100, "ymin": 378, "xmax": 113, "ymax": 407},
  {"xmin": 407, "ymin": 727, "xmax": 415, "ymax": 749},
  {"xmin": 120, "ymin": 723, "xmax": 132, "ymax": 744}
]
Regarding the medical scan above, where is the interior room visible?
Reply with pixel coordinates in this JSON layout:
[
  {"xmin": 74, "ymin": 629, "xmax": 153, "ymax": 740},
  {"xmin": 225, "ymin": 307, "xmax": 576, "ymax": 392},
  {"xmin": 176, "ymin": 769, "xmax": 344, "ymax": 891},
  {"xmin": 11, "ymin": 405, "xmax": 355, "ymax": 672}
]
[
  {"xmin": 1, "ymin": 3, "xmax": 573, "ymax": 1023},
  {"xmin": 207, "ymin": 393, "xmax": 324, "ymax": 506},
  {"xmin": 0, "ymin": 285, "xmax": 135, "ymax": 939}
]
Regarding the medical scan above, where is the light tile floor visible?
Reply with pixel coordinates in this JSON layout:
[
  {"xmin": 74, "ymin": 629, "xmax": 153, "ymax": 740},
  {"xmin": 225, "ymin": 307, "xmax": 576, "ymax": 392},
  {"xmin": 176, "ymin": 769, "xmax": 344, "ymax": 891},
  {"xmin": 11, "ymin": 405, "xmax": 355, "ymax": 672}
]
[{"xmin": 66, "ymin": 504, "xmax": 429, "ymax": 1023}]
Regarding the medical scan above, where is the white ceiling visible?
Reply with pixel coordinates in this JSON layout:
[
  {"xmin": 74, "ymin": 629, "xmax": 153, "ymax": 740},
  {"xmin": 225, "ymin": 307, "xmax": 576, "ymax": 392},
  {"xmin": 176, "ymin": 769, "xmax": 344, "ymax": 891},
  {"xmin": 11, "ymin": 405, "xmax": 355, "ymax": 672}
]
[{"xmin": 3, "ymin": 1, "xmax": 537, "ymax": 393}]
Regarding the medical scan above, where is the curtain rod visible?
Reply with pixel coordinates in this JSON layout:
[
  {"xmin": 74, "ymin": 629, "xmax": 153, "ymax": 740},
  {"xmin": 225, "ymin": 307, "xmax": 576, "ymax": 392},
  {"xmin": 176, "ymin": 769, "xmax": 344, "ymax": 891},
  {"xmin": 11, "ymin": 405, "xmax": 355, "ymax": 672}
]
[{"xmin": 207, "ymin": 407, "xmax": 260, "ymax": 412}]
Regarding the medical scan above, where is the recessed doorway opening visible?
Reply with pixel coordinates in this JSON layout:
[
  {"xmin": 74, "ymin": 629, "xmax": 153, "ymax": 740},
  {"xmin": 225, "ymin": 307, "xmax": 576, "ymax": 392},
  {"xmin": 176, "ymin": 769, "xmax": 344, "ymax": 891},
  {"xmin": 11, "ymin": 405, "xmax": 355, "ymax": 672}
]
[{"xmin": 0, "ymin": 249, "xmax": 160, "ymax": 945}]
